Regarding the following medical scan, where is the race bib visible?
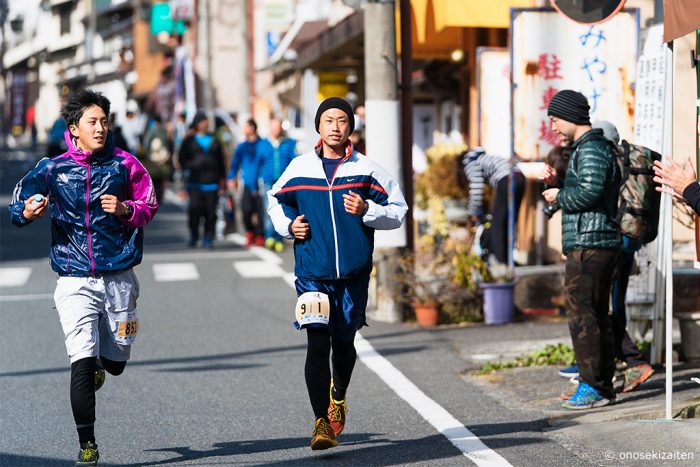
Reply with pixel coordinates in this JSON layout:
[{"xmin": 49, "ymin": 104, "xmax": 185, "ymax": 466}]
[
  {"xmin": 295, "ymin": 292, "xmax": 330, "ymax": 329},
  {"xmin": 117, "ymin": 319, "xmax": 139, "ymax": 338}
]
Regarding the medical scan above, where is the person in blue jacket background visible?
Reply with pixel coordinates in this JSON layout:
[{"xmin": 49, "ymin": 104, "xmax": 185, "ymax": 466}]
[
  {"xmin": 260, "ymin": 117, "xmax": 297, "ymax": 252},
  {"xmin": 227, "ymin": 118, "xmax": 266, "ymax": 247}
]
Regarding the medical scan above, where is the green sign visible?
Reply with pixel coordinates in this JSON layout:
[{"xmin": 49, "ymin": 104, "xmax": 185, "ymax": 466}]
[{"xmin": 151, "ymin": 3, "xmax": 174, "ymax": 35}]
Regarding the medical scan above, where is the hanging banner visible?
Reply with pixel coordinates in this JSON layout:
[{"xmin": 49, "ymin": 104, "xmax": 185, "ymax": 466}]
[
  {"xmin": 511, "ymin": 8, "xmax": 639, "ymax": 160},
  {"xmin": 317, "ymin": 72, "xmax": 349, "ymax": 102},
  {"xmin": 477, "ymin": 47, "xmax": 510, "ymax": 157}
]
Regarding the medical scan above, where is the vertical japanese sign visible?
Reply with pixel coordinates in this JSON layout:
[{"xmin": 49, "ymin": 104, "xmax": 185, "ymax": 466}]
[
  {"xmin": 633, "ymin": 24, "xmax": 666, "ymax": 154},
  {"xmin": 477, "ymin": 48, "xmax": 511, "ymax": 158},
  {"xmin": 511, "ymin": 9, "xmax": 639, "ymax": 160}
]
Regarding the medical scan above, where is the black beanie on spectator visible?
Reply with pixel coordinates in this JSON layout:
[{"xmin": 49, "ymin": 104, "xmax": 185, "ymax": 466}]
[
  {"xmin": 314, "ymin": 97, "xmax": 355, "ymax": 134},
  {"xmin": 547, "ymin": 90, "xmax": 591, "ymax": 126}
]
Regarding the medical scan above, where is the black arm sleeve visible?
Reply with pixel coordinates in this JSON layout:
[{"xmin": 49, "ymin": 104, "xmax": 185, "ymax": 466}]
[{"xmin": 682, "ymin": 182, "xmax": 700, "ymax": 216}]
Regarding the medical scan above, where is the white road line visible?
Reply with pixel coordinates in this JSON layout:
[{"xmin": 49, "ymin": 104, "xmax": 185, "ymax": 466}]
[
  {"xmin": 277, "ymin": 274, "xmax": 511, "ymax": 465},
  {"xmin": 354, "ymin": 334, "xmax": 512, "ymax": 466},
  {"xmin": 152, "ymin": 263, "xmax": 200, "ymax": 282},
  {"xmin": 145, "ymin": 250, "xmax": 253, "ymax": 262},
  {"xmin": 233, "ymin": 261, "xmax": 286, "ymax": 278},
  {"xmin": 225, "ymin": 233, "xmax": 247, "ymax": 246},
  {"xmin": 249, "ymin": 246, "xmax": 284, "ymax": 265},
  {"xmin": 0, "ymin": 293, "xmax": 53, "ymax": 302},
  {"xmin": 0, "ymin": 267, "xmax": 32, "ymax": 287}
]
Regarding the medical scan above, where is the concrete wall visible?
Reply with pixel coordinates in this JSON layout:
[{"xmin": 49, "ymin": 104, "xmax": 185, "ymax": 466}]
[{"xmin": 209, "ymin": 0, "xmax": 248, "ymax": 115}]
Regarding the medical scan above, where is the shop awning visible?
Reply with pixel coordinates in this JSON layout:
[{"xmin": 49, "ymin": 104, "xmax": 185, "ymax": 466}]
[
  {"xmin": 412, "ymin": 0, "xmax": 537, "ymax": 43},
  {"xmin": 663, "ymin": 0, "xmax": 700, "ymax": 43}
]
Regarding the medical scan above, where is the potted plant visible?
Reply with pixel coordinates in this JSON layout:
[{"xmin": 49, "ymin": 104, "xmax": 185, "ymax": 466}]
[
  {"xmin": 394, "ymin": 247, "xmax": 446, "ymax": 327},
  {"xmin": 416, "ymin": 142, "xmax": 469, "ymax": 223}
]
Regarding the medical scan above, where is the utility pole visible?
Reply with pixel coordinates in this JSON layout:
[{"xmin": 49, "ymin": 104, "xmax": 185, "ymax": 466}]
[
  {"xmin": 198, "ymin": 0, "xmax": 215, "ymax": 121},
  {"xmin": 246, "ymin": 0, "xmax": 254, "ymax": 117},
  {"xmin": 0, "ymin": 0, "xmax": 8, "ymax": 147},
  {"xmin": 399, "ymin": 0, "xmax": 413, "ymax": 252},
  {"xmin": 364, "ymin": 0, "xmax": 406, "ymax": 323},
  {"xmin": 86, "ymin": 0, "xmax": 97, "ymax": 83}
]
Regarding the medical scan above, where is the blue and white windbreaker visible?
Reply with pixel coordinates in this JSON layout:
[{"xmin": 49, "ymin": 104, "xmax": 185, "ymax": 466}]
[{"xmin": 267, "ymin": 144, "xmax": 407, "ymax": 280}]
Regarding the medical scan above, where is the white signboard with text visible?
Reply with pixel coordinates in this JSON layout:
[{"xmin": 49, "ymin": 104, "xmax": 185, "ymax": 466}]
[
  {"xmin": 477, "ymin": 48, "xmax": 511, "ymax": 158},
  {"xmin": 511, "ymin": 9, "xmax": 639, "ymax": 160}
]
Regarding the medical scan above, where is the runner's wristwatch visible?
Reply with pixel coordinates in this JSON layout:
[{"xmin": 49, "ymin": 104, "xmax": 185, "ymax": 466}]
[{"xmin": 122, "ymin": 202, "xmax": 133, "ymax": 218}]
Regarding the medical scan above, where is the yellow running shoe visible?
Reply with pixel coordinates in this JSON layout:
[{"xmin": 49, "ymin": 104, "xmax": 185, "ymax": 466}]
[
  {"xmin": 310, "ymin": 418, "xmax": 338, "ymax": 450},
  {"xmin": 328, "ymin": 380, "xmax": 348, "ymax": 435},
  {"xmin": 76, "ymin": 441, "xmax": 99, "ymax": 466}
]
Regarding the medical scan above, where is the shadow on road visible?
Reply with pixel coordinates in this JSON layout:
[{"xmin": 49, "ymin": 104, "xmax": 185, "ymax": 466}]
[
  {"xmin": 0, "ymin": 332, "xmax": 431, "ymax": 379},
  {"xmin": 0, "ymin": 452, "xmax": 125, "ymax": 467},
  {"xmin": 132, "ymin": 433, "xmax": 500, "ymax": 466}
]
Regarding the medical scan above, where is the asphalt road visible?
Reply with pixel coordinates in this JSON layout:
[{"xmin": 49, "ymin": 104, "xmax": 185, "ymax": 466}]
[{"xmin": 0, "ymin": 152, "xmax": 580, "ymax": 466}]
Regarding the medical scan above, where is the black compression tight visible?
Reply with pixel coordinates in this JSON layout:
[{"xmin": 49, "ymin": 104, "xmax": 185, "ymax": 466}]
[
  {"xmin": 70, "ymin": 356, "xmax": 127, "ymax": 444},
  {"xmin": 305, "ymin": 328, "xmax": 357, "ymax": 421},
  {"xmin": 101, "ymin": 357, "xmax": 127, "ymax": 375},
  {"xmin": 70, "ymin": 357, "xmax": 97, "ymax": 444}
]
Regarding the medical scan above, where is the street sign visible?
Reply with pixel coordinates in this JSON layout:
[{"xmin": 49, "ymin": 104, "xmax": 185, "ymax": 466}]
[{"xmin": 550, "ymin": 0, "xmax": 626, "ymax": 25}]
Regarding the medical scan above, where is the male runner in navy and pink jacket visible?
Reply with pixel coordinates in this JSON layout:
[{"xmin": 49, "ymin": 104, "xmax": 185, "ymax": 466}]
[{"xmin": 9, "ymin": 89, "xmax": 158, "ymax": 465}]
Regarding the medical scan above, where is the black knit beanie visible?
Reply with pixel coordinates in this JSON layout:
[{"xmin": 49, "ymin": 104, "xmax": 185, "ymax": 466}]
[
  {"xmin": 314, "ymin": 97, "xmax": 355, "ymax": 133},
  {"xmin": 547, "ymin": 90, "xmax": 591, "ymax": 125}
]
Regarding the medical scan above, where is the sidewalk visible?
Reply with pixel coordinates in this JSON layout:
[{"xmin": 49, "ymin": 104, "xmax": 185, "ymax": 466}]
[{"xmin": 444, "ymin": 316, "xmax": 700, "ymax": 464}]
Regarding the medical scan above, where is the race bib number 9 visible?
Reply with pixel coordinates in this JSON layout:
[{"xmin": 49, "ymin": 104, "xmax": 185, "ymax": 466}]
[
  {"xmin": 117, "ymin": 319, "xmax": 139, "ymax": 338},
  {"xmin": 295, "ymin": 292, "xmax": 330, "ymax": 328}
]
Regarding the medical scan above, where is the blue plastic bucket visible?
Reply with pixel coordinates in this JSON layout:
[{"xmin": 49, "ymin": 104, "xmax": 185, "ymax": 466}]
[{"xmin": 482, "ymin": 282, "xmax": 515, "ymax": 325}]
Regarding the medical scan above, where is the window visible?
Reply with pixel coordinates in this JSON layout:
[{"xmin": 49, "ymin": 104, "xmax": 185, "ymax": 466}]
[{"xmin": 59, "ymin": 4, "xmax": 72, "ymax": 35}]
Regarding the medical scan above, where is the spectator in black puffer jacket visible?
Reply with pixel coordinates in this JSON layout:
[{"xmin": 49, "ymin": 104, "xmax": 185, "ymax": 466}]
[{"xmin": 541, "ymin": 90, "xmax": 621, "ymax": 411}]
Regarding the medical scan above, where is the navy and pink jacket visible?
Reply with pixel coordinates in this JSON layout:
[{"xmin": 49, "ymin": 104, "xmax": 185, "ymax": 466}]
[{"xmin": 9, "ymin": 130, "xmax": 158, "ymax": 276}]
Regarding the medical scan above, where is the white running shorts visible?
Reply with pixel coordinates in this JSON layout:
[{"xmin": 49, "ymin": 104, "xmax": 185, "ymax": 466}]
[{"xmin": 54, "ymin": 269, "xmax": 140, "ymax": 364}]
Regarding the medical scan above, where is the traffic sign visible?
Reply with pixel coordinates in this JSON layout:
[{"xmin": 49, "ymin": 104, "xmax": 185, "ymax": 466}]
[{"xmin": 550, "ymin": 0, "xmax": 626, "ymax": 25}]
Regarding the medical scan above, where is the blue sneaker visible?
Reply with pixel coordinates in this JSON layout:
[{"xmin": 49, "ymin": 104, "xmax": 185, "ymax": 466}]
[
  {"xmin": 561, "ymin": 381, "xmax": 612, "ymax": 410},
  {"xmin": 558, "ymin": 363, "xmax": 578, "ymax": 378}
]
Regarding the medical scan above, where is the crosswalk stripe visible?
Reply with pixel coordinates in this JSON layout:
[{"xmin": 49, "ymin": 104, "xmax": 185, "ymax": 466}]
[
  {"xmin": 0, "ymin": 267, "xmax": 32, "ymax": 287},
  {"xmin": 144, "ymin": 250, "xmax": 253, "ymax": 262},
  {"xmin": 233, "ymin": 261, "xmax": 287, "ymax": 278},
  {"xmin": 153, "ymin": 263, "xmax": 200, "ymax": 282},
  {"xmin": 249, "ymin": 246, "xmax": 283, "ymax": 265},
  {"xmin": 0, "ymin": 293, "xmax": 54, "ymax": 302}
]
